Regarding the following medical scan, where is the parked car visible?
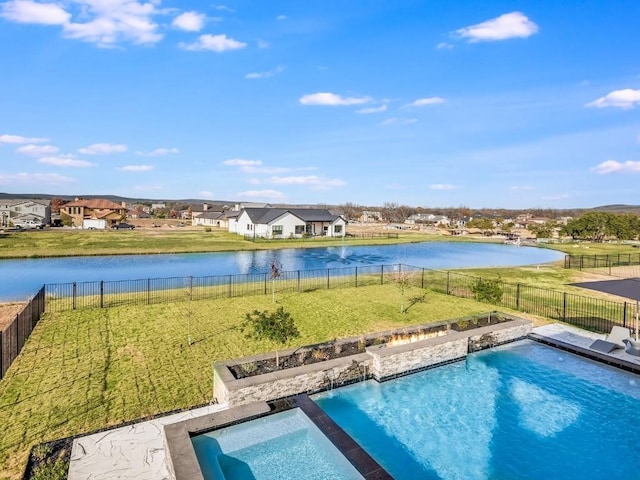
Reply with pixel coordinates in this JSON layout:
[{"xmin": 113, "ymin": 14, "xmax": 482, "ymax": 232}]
[{"xmin": 111, "ymin": 223, "xmax": 135, "ymax": 230}]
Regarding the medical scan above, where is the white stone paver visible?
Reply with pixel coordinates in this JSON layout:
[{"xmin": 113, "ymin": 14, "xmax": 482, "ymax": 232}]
[
  {"xmin": 68, "ymin": 403, "xmax": 228, "ymax": 480},
  {"xmin": 533, "ymin": 323, "xmax": 640, "ymax": 366}
]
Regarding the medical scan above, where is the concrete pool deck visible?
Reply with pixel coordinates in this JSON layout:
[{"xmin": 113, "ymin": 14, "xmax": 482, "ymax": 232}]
[{"xmin": 67, "ymin": 322, "xmax": 640, "ymax": 479}]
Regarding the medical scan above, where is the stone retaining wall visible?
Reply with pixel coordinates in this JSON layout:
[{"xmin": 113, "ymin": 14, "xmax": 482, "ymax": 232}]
[{"xmin": 214, "ymin": 314, "xmax": 532, "ymax": 407}]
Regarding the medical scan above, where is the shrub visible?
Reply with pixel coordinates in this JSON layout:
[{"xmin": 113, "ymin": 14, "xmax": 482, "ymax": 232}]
[{"xmin": 471, "ymin": 277, "xmax": 504, "ymax": 304}]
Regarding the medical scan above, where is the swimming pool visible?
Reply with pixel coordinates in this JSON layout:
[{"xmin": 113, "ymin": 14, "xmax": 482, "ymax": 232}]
[
  {"xmin": 191, "ymin": 408, "xmax": 364, "ymax": 480},
  {"xmin": 313, "ymin": 340, "xmax": 640, "ymax": 480}
]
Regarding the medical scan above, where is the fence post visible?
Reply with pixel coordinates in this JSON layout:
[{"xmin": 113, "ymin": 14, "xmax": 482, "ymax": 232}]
[
  {"xmin": 381, "ymin": 265, "xmax": 384, "ymax": 285},
  {"xmin": 327, "ymin": 269, "xmax": 330, "ymax": 289},
  {"xmin": 623, "ymin": 302, "xmax": 627, "ymax": 328},
  {"xmin": 297, "ymin": 270, "xmax": 301, "ymax": 293},
  {"xmin": 100, "ymin": 280, "xmax": 104, "ymax": 308},
  {"xmin": 446, "ymin": 271, "xmax": 450, "ymax": 295},
  {"xmin": 0, "ymin": 330, "xmax": 3, "ymax": 380},
  {"xmin": 147, "ymin": 278, "xmax": 151, "ymax": 305},
  {"xmin": 608, "ymin": 256, "xmax": 611, "ymax": 276},
  {"xmin": 228, "ymin": 275, "xmax": 232, "ymax": 298},
  {"xmin": 562, "ymin": 292, "xmax": 567, "ymax": 321},
  {"xmin": 516, "ymin": 284, "xmax": 521, "ymax": 310},
  {"xmin": 421, "ymin": 268, "xmax": 425, "ymax": 289},
  {"xmin": 355, "ymin": 267, "xmax": 358, "ymax": 287},
  {"xmin": 73, "ymin": 282, "xmax": 77, "ymax": 310},
  {"xmin": 264, "ymin": 273, "xmax": 268, "ymax": 295}
]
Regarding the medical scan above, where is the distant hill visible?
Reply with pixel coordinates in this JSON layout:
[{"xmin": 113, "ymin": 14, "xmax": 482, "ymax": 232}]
[{"xmin": 592, "ymin": 204, "xmax": 640, "ymax": 214}]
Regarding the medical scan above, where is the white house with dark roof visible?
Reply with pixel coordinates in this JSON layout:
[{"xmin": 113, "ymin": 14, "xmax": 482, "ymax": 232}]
[{"xmin": 229, "ymin": 208, "xmax": 346, "ymax": 238}]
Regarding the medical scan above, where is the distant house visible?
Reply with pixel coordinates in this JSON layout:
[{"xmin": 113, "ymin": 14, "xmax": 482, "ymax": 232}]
[
  {"xmin": 359, "ymin": 210, "xmax": 383, "ymax": 223},
  {"xmin": 0, "ymin": 199, "xmax": 51, "ymax": 228},
  {"xmin": 60, "ymin": 199, "xmax": 127, "ymax": 227},
  {"xmin": 229, "ymin": 208, "xmax": 347, "ymax": 238},
  {"xmin": 405, "ymin": 213, "xmax": 450, "ymax": 227},
  {"xmin": 193, "ymin": 209, "xmax": 228, "ymax": 228}
]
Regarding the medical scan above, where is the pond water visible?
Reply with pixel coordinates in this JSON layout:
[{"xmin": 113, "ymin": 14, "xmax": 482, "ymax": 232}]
[{"xmin": 0, "ymin": 242, "xmax": 563, "ymax": 301}]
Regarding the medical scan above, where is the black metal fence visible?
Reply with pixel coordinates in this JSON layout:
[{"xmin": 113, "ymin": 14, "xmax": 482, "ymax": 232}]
[
  {"xmin": 243, "ymin": 232, "xmax": 399, "ymax": 241},
  {"xmin": 42, "ymin": 264, "xmax": 634, "ymax": 335},
  {"xmin": 0, "ymin": 286, "xmax": 45, "ymax": 380},
  {"xmin": 44, "ymin": 264, "xmax": 411, "ymax": 312},
  {"xmin": 565, "ymin": 253, "xmax": 640, "ymax": 270}
]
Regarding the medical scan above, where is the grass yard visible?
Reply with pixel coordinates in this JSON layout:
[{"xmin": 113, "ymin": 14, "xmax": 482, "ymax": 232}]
[{"xmin": 0, "ymin": 283, "xmax": 538, "ymax": 479}]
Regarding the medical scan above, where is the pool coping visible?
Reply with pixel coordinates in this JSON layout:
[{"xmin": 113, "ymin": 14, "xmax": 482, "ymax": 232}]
[{"xmin": 163, "ymin": 396, "xmax": 392, "ymax": 480}]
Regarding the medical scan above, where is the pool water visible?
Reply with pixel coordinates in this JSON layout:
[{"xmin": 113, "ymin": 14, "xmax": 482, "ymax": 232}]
[
  {"xmin": 314, "ymin": 340, "xmax": 640, "ymax": 480},
  {"xmin": 191, "ymin": 408, "xmax": 364, "ymax": 480}
]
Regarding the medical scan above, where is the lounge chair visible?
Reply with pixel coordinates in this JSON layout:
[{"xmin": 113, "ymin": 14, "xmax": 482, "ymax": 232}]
[
  {"xmin": 623, "ymin": 338, "xmax": 640, "ymax": 357},
  {"xmin": 589, "ymin": 326, "xmax": 631, "ymax": 354}
]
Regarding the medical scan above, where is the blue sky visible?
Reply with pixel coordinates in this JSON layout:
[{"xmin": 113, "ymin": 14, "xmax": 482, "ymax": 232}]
[{"xmin": 0, "ymin": 0, "xmax": 639, "ymax": 209}]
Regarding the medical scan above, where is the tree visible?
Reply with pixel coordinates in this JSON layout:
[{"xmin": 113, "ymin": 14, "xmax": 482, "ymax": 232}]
[
  {"xmin": 393, "ymin": 265, "xmax": 417, "ymax": 313},
  {"xmin": 466, "ymin": 217, "xmax": 494, "ymax": 234},
  {"xmin": 471, "ymin": 277, "xmax": 503, "ymax": 304},
  {"xmin": 243, "ymin": 307, "xmax": 299, "ymax": 367},
  {"xmin": 50, "ymin": 197, "xmax": 66, "ymax": 214}
]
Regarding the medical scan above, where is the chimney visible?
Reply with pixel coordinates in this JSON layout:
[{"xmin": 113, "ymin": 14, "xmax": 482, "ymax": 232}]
[{"xmin": 203, "ymin": 203, "xmax": 208, "ymax": 211}]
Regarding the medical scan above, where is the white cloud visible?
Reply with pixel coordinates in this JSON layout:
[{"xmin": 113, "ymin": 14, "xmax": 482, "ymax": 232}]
[
  {"xmin": 179, "ymin": 34, "xmax": 246, "ymax": 52},
  {"xmin": 456, "ymin": 12, "xmax": 539, "ymax": 42},
  {"xmin": 380, "ymin": 117, "xmax": 418, "ymax": 126},
  {"xmin": 540, "ymin": 193, "xmax": 569, "ymax": 200},
  {"xmin": 356, "ymin": 105, "xmax": 387, "ymax": 114},
  {"xmin": 119, "ymin": 164, "xmax": 154, "ymax": 172},
  {"xmin": 16, "ymin": 144, "xmax": 59, "ymax": 156},
  {"xmin": 136, "ymin": 147, "xmax": 179, "ymax": 157},
  {"xmin": 63, "ymin": 0, "xmax": 164, "ymax": 47},
  {"xmin": 299, "ymin": 92, "xmax": 371, "ymax": 106},
  {"xmin": 267, "ymin": 175, "xmax": 347, "ymax": 188},
  {"xmin": 245, "ymin": 65, "xmax": 285, "ymax": 79},
  {"xmin": 199, "ymin": 190, "xmax": 214, "ymax": 199},
  {"xmin": 0, "ymin": 0, "xmax": 70, "ymax": 25},
  {"xmin": 407, "ymin": 97, "xmax": 446, "ymax": 107},
  {"xmin": 78, "ymin": 143, "xmax": 127, "ymax": 155},
  {"xmin": 237, "ymin": 189, "xmax": 286, "ymax": 200},
  {"xmin": 0, "ymin": 172, "xmax": 75, "ymax": 185},
  {"xmin": 429, "ymin": 184, "xmax": 457, "ymax": 190},
  {"xmin": 276, "ymin": 15, "xmax": 287, "ymax": 20},
  {"xmin": 585, "ymin": 89, "xmax": 640, "ymax": 109},
  {"xmin": 0, "ymin": 134, "xmax": 49, "ymax": 144},
  {"xmin": 222, "ymin": 158, "xmax": 262, "ymax": 167},
  {"xmin": 38, "ymin": 155, "xmax": 94, "ymax": 167},
  {"xmin": 591, "ymin": 160, "xmax": 640, "ymax": 174},
  {"xmin": 213, "ymin": 5, "xmax": 234, "ymax": 12},
  {"xmin": 172, "ymin": 11, "xmax": 206, "ymax": 32},
  {"xmin": 436, "ymin": 42, "xmax": 454, "ymax": 50}
]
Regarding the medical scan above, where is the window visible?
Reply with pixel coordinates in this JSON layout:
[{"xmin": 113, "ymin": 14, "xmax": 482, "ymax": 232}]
[
  {"xmin": 295, "ymin": 225, "xmax": 304, "ymax": 235},
  {"xmin": 247, "ymin": 224, "xmax": 253, "ymax": 231},
  {"xmin": 334, "ymin": 225, "xmax": 342, "ymax": 233},
  {"xmin": 272, "ymin": 225, "xmax": 283, "ymax": 236}
]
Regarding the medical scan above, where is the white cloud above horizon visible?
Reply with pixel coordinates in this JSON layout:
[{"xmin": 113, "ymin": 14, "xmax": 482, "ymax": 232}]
[
  {"xmin": 407, "ymin": 97, "xmax": 446, "ymax": 107},
  {"xmin": 236, "ymin": 189, "xmax": 286, "ymax": 200},
  {"xmin": 299, "ymin": 92, "xmax": 371, "ymax": 106},
  {"xmin": 380, "ymin": 117, "xmax": 418, "ymax": 126},
  {"xmin": 356, "ymin": 104, "xmax": 387, "ymax": 114},
  {"xmin": 591, "ymin": 160, "xmax": 640, "ymax": 174},
  {"xmin": 266, "ymin": 175, "xmax": 347, "ymax": 189},
  {"xmin": 199, "ymin": 190, "xmax": 214, "ymax": 199},
  {"xmin": 78, "ymin": 143, "xmax": 127, "ymax": 155},
  {"xmin": 16, "ymin": 144, "xmax": 59, "ymax": 156},
  {"xmin": 455, "ymin": 12, "xmax": 539, "ymax": 42},
  {"xmin": 429, "ymin": 184, "xmax": 457, "ymax": 190},
  {"xmin": 179, "ymin": 34, "xmax": 246, "ymax": 52},
  {"xmin": 0, "ymin": 0, "xmax": 69, "ymax": 25},
  {"xmin": 0, "ymin": 134, "xmax": 49, "ymax": 144},
  {"xmin": 136, "ymin": 148, "xmax": 179, "ymax": 157},
  {"xmin": 245, "ymin": 65, "xmax": 285, "ymax": 79},
  {"xmin": 172, "ymin": 11, "xmax": 206, "ymax": 32},
  {"xmin": 0, "ymin": 172, "xmax": 75, "ymax": 185},
  {"xmin": 118, "ymin": 165, "xmax": 154, "ymax": 172},
  {"xmin": 585, "ymin": 89, "xmax": 640, "ymax": 109},
  {"xmin": 38, "ymin": 155, "xmax": 94, "ymax": 167}
]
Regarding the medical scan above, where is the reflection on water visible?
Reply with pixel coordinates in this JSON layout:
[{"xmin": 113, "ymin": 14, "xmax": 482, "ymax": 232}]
[{"xmin": 0, "ymin": 242, "xmax": 563, "ymax": 301}]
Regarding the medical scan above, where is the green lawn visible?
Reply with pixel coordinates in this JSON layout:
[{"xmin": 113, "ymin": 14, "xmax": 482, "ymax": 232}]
[{"xmin": 0, "ymin": 284, "xmax": 526, "ymax": 479}]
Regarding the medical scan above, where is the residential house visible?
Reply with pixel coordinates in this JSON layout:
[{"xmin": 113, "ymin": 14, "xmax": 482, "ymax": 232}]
[
  {"xmin": 193, "ymin": 209, "xmax": 229, "ymax": 228},
  {"xmin": 0, "ymin": 199, "xmax": 51, "ymax": 228},
  {"xmin": 229, "ymin": 208, "xmax": 347, "ymax": 238},
  {"xmin": 359, "ymin": 210, "xmax": 383, "ymax": 223},
  {"xmin": 405, "ymin": 213, "xmax": 450, "ymax": 227},
  {"xmin": 60, "ymin": 198, "xmax": 127, "ymax": 227}
]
